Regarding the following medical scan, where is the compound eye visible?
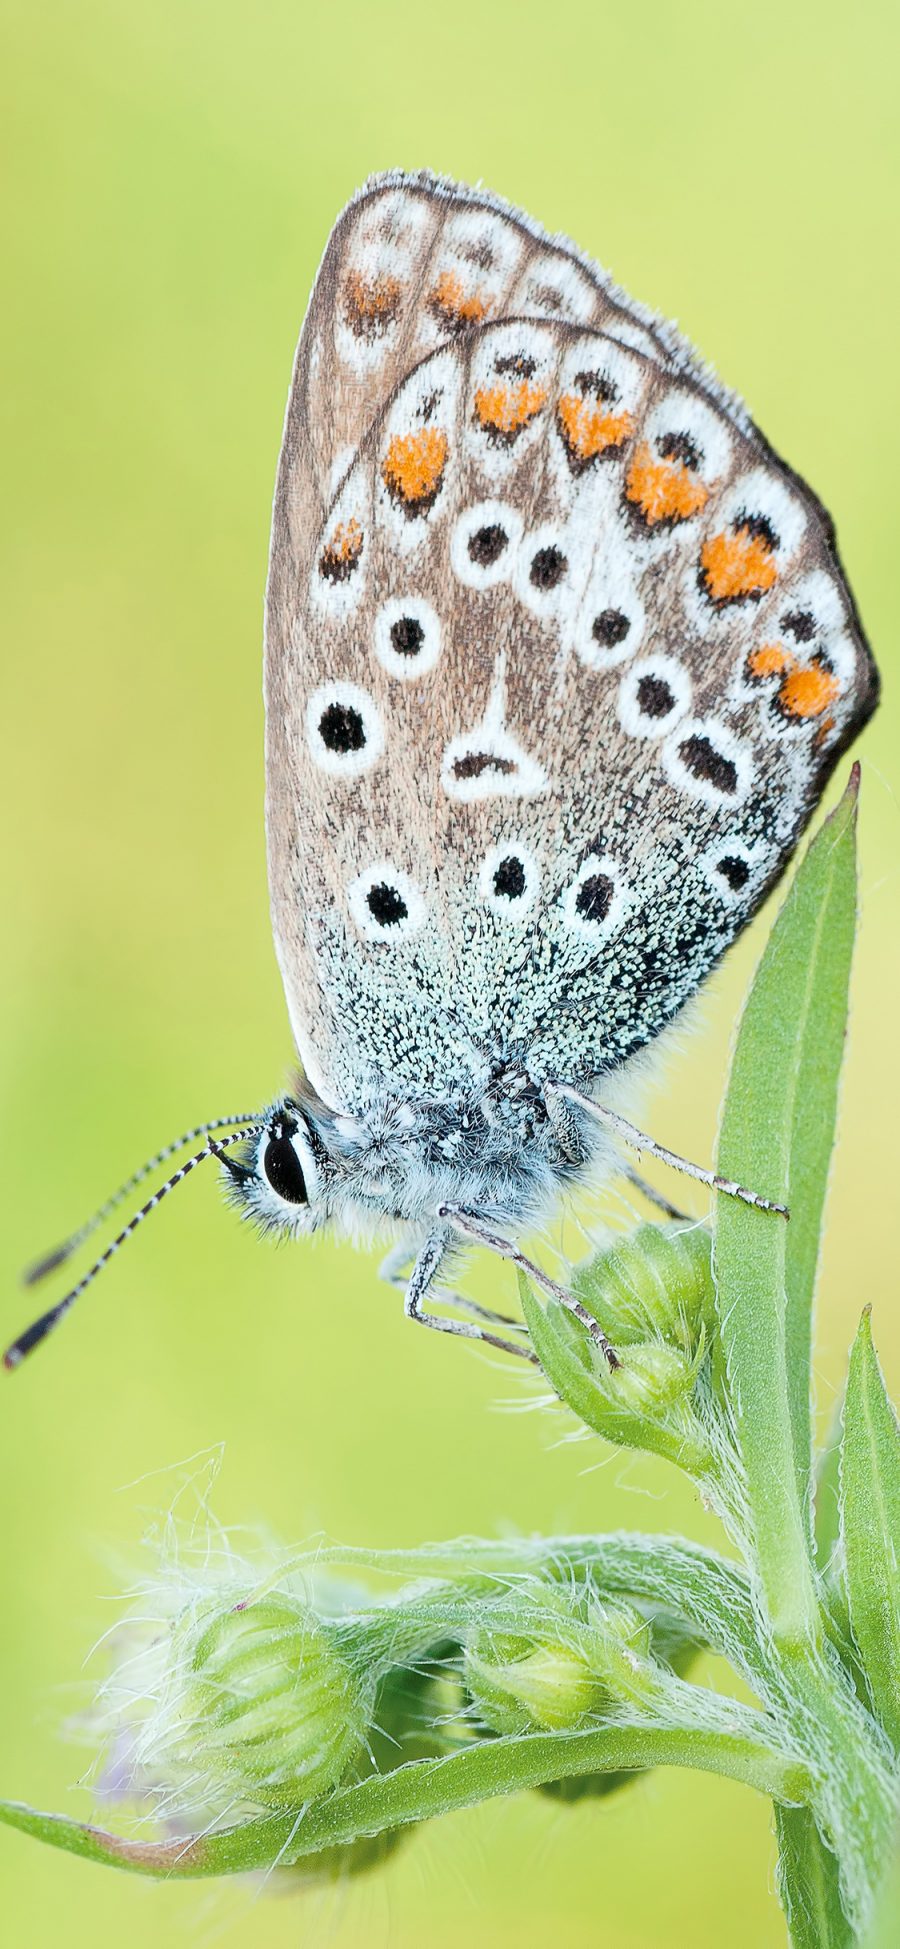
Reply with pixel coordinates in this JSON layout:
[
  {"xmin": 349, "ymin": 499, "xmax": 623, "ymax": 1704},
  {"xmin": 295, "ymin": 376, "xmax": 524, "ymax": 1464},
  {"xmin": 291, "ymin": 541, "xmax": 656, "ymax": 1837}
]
[{"xmin": 262, "ymin": 1134, "xmax": 308, "ymax": 1205}]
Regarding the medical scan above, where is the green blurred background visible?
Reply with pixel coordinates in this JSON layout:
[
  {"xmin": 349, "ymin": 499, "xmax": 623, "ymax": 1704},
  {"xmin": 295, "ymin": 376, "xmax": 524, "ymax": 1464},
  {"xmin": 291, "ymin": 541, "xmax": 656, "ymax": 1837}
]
[{"xmin": 2, "ymin": 1, "xmax": 897, "ymax": 1941}]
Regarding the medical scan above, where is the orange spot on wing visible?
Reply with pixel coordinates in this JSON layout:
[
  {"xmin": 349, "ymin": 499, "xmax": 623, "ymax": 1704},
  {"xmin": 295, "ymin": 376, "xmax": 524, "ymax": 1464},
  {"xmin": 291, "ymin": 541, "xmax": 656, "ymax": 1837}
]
[
  {"xmin": 382, "ymin": 427, "xmax": 448, "ymax": 508},
  {"xmin": 474, "ymin": 380, "xmax": 548, "ymax": 438},
  {"xmin": 319, "ymin": 518, "xmax": 363, "ymax": 582},
  {"xmin": 624, "ymin": 442, "xmax": 710, "ymax": 525},
  {"xmin": 429, "ymin": 269, "xmax": 490, "ymax": 327},
  {"xmin": 343, "ymin": 270, "xmax": 402, "ymax": 335},
  {"xmin": 332, "ymin": 518, "xmax": 362, "ymax": 560},
  {"xmin": 557, "ymin": 394, "xmax": 633, "ymax": 463},
  {"xmin": 748, "ymin": 642, "xmax": 792, "ymax": 679},
  {"xmin": 746, "ymin": 639, "xmax": 841, "ymax": 726},
  {"xmin": 701, "ymin": 526, "xmax": 777, "ymax": 603},
  {"xmin": 778, "ymin": 663, "xmax": 840, "ymax": 719}
]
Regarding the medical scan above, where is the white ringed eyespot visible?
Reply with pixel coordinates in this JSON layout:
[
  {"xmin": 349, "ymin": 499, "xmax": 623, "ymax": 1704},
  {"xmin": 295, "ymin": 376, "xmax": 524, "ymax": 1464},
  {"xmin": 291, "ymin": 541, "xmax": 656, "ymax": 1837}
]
[
  {"xmin": 306, "ymin": 682, "xmax": 384, "ymax": 778},
  {"xmin": 450, "ymin": 499, "xmax": 524, "ymax": 590},
  {"xmin": 347, "ymin": 861, "xmax": 427, "ymax": 941},
  {"xmin": 478, "ymin": 842, "xmax": 540, "ymax": 917},
  {"xmin": 617, "ymin": 655, "xmax": 692, "ymax": 739},
  {"xmin": 663, "ymin": 717, "xmax": 753, "ymax": 806},
  {"xmin": 562, "ymin": 854, "xmax": 628, "ymax": 939},
  {"xmin": 373, "ymin": 597, "xmax": 442, "ymax": 678}
]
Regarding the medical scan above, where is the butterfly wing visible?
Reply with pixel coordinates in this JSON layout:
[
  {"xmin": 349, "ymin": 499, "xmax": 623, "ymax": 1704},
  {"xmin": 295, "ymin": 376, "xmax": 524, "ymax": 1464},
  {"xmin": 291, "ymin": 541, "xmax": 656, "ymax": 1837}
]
[
  {"xmin": 266, "ymin": 191, "xmax": 877, "ymax": 1110},
  {"xmin": 267, "ymin": 173, "xmax": 755, "ymax": 688},
  {"xmin": 268, "ymin": 167, "xmax": 744, "ymax": 557}
]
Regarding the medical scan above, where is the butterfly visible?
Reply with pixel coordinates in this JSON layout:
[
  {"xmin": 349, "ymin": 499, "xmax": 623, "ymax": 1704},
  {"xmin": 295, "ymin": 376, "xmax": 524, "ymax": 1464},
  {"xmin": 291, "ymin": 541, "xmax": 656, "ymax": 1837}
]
[{"xmin": 6, "ymin": 171, "xmax": 878, "ymax": 1372}]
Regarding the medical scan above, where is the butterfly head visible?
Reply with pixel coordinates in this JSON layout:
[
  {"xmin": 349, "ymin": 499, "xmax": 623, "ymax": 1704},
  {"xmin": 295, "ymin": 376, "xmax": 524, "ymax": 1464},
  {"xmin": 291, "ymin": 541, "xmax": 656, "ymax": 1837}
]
[{"xmin": 219, "ymin": 1098, "xmax": 330, "ymax": 1238}]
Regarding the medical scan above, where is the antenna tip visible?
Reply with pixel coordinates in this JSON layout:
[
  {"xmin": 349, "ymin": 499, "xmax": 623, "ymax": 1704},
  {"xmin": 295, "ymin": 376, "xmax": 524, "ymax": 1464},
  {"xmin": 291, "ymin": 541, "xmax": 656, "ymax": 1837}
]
[
  {"xmin": 22, "ymin": 1242, "xmax": 76, "ymax": 1288},
  {"xmin": 3, "ymin": 1301, "xmax": 69, "ymax": 1369}
]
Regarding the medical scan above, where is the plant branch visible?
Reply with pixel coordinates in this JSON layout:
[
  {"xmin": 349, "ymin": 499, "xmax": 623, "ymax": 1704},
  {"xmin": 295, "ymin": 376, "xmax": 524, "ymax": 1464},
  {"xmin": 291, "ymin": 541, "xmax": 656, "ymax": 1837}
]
[
  {"xmin": 282, "ymin": 1533, "xmax": 768, "ymax": 1693},
  {"xmin": 0, "ymin": 1722, "xmax": 812, "ymax": 1882}
]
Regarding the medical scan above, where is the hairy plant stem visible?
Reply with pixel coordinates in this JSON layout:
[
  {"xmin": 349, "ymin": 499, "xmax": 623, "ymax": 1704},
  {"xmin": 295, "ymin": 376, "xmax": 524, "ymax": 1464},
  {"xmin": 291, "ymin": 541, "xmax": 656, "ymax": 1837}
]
[
  {"xmin": 767, "ymin": 1642, "xmax": 896, "ymax": 1934},
  {"xmin": 266, "ymin": 1531, "xmax": 769, "ymax": 1690},
  {"xmin": 0, "ymin": 1723, "xmax": 812, "ymax": 1881}
]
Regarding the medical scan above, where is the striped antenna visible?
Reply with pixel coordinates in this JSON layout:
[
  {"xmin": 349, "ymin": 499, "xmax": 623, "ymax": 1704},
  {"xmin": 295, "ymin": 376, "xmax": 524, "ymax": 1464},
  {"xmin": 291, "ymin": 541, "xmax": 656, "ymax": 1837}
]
[
  {"xmin": 4, "ymin": 1126, "xmax": 263, "ymax": 1372},
  {"xmin": 22, "ymin": 1113, "xmax": 263, "ymax": 1288}
]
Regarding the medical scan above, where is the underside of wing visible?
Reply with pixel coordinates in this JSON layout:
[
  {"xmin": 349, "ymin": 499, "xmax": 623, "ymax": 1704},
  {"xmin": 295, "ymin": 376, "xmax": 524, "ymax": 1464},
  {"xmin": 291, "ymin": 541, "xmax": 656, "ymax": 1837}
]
[
  {"xmin": 266, "ymin": 171, "xmax": 757, "ymax": 657},
  {"xmin": 266, "ymin": 306, "xmax": 876, "ymax": 1110}
]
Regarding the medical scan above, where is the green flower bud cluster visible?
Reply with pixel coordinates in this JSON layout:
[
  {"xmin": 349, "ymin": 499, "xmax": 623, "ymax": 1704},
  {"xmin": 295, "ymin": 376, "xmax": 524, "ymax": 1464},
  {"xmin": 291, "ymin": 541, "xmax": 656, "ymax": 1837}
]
[
  {"xmin": 98, "ymin": 1566, "xmax": 470, "ymax": 1846},
  {"xmin": 155, "ymin": 1594, "xmax": 373, "ymax": 1812},
  {"xmin": 520, "ymin": 1223, "xmax": 719, "ymax": 1472},
  {"xmin": 573, "ymin": 1221, "xmax": 715, "ymax": 1354},
  {"xmin": 93, "ymin": 1538, "xmax": 705, "ymax": 1876},
  {"xmin": 463, "ymin": 1593, "xmax": 661, "ymax": 1738}
]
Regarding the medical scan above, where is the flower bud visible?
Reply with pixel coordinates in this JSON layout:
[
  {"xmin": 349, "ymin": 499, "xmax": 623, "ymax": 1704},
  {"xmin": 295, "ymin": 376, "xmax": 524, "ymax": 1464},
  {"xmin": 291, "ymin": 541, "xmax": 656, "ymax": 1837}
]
[
  {"xmin": 613, "ymin": 1338, "xmax": 698, "ymax": 1413},
  {"xmin": 464, "ymin": 1626, "xmax": 604, "ymax": 1735},
  {"xmin": 150, "ymin": 1594, "xmax": 372, "ymax": 1813},
  {"xmin": 521, "ymin": 1275, "xmax": 713, "ymax": 1473},
  {"xmin": 463, "ymin": 1599, "xmax": 657, "ymax": 1736},
  {"xmin": 579, "ymin": 1598, "xmax": 660, "ymax": 1707},
  {"xmin": 573, "ymin": 1222, "xmax": 715, "ymax": 1356}
]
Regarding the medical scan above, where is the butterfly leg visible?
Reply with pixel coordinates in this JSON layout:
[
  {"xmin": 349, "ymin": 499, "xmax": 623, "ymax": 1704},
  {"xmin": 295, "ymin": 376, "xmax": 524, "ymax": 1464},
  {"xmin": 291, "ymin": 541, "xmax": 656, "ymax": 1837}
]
[
  {"xmin": 378, "ymin": 1241, "xmax": 527, "ymax": 1330},
  {"xmin": 543, "ymin": 1081, "xmax": 689, "ymax": 1216},
  {"xmin": 542, "ymin": 1084, "xmax": 590, "ymax": 1164},
  {"xmin": 382, "ymin": 1236, "xmax": 538, "ymax": 1362},
  {"xmin": 544, "ymin": 1083, "xmax": 789, "ymax": 1219},
  {"xmin": 620, "ymin": 1165, "xmax": 691, "ymax": 1223},
  {"xmin": 437, "ymin": 1205, "xmax": 619, "ymax": 1370}
]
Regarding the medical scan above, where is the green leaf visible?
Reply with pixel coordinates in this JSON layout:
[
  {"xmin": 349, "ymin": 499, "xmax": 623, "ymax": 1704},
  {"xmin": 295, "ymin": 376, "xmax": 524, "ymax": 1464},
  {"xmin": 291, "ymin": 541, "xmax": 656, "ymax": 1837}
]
[
  {"xmin": 775, "ymin": 1805, "xmax": 852, "ymax": 1949},
  {"xmin": 813, "ymin": 1386, "xmax": 870, "ymax": 1698},
  {"xmin": 0, "ymin": 1722, "xmax": 812, "ymax": 1880},
  {"xmin": 816, "ymin": 1388, "xmax": 845, "ymax": 1574},
  {"xmin": 714, "ymin": 769, "xmax": 859, "ymax": 1646},
  {"xmin": 840, "ymin": 1308, "xmax": 900, "ymax": 1748}
]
